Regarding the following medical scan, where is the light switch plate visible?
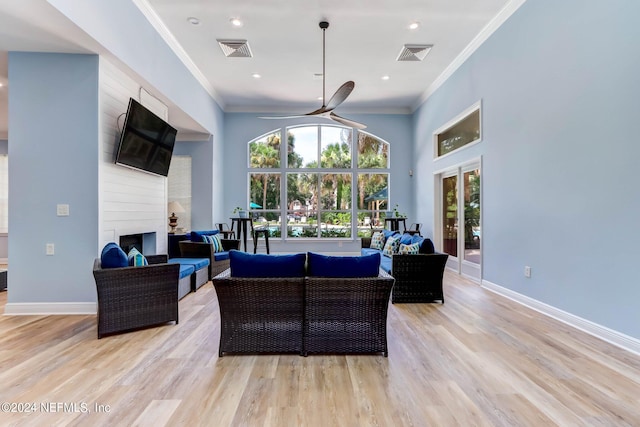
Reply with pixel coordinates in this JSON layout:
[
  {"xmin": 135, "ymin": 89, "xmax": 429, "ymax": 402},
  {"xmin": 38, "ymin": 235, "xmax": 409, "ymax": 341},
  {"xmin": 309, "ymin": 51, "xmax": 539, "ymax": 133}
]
[
  {"xmin": 46, "ymin": 243, "xmax": 55, "ymax": 255},
  {"xmin": 57, "ymin": 204, "xmax": 70, "ymax": 216}
]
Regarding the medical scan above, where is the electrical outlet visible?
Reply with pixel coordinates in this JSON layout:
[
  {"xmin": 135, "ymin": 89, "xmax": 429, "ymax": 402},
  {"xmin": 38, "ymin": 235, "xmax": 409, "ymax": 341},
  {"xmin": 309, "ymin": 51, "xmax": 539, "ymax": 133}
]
[
  {"xmin": 46, "ymin": 243, "xmax": 55, "ymax": 256},
  {"xmin": 524, "ymin": 266, "xmax": 531, "ymax": 278}
]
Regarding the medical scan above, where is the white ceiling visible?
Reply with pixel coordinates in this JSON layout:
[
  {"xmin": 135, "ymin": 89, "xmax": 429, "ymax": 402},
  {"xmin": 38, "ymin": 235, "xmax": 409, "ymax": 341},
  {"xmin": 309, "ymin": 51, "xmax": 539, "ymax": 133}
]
[{"xmin": 0, "ymin": 0, "xmax": 515, "ymax": 136}]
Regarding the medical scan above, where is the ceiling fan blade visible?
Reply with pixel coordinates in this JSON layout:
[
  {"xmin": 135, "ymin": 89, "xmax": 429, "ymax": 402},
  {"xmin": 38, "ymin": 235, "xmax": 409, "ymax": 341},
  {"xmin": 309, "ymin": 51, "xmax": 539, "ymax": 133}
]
[
  {"xmin": 325, "ymin": 81, "xmax": 355, "ymax": 111},
  {"xmin": 258, "ymin": 115, "xmax": 309, "ymax": 120},
  {"xmin": 329, "ymin": 112, "xmax": 367, "ymax": 129}
]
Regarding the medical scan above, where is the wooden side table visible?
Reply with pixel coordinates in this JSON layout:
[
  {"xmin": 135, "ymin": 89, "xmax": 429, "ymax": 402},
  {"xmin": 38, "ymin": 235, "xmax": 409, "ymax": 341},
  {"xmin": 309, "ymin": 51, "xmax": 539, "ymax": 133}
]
[{"xmin": 230, "ymin": 217, "xmax": 253, "ymax": 252}]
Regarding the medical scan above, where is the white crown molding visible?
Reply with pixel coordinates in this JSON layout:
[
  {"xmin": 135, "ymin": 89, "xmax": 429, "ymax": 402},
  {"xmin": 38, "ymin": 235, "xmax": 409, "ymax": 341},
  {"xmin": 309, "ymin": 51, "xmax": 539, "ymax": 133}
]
[
  {"xmin": 4, "ymin": 302, "xmax": 97, "ymax": 315},
  {"xmin": 176, "ymin": 131, "xmax": 211, "ymax": 142},
  {"xmin": 132, "ymin": 0, "xmax": 226, "ymax": 110},
  {"xmin": 411, "ymin": 0, "xmax": 528, "ymax": 112},
  {"xmin": 482, "ymin": 279, "xmax": 640, "ymax": 357}
]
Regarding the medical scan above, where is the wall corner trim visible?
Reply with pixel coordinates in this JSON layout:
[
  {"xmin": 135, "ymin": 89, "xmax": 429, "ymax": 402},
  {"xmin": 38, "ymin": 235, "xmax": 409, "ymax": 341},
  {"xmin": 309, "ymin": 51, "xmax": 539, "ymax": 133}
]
[
  {"xmin": 481, "ymin": 279, "xmax": 640, "ymax": 357},
  {"xmin": 4, "ymin": 302, "xmax": 97, "ymax": 316}
]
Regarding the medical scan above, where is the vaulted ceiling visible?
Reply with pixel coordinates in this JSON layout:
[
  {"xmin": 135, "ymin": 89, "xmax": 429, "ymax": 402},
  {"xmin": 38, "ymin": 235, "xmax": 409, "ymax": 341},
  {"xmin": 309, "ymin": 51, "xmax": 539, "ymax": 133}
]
[{"xmin": 0, "ymin": 0, "xmax": 516, "ymax": 136}]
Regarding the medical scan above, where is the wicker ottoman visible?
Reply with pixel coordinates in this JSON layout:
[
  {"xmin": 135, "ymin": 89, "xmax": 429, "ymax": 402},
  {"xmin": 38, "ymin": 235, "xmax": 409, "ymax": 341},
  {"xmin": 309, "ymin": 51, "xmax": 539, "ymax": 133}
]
[{"xmin": 0, "ymin": 270, "xmax": 6, "ymax": 291}]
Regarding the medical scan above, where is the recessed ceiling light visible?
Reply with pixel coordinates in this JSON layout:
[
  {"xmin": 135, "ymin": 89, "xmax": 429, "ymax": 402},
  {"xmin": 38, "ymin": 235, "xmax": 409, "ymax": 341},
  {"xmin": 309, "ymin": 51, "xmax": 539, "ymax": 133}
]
[
  {"xmin": 408, "ymin": 21, "xmax": 420, "ymax": 30},
  {"xmin": 0, "ymin": 83, "xmax": 4, "ymax": 87},
  {"xmin": 230, "ymin": 18, "xmax": 243, "ymax": 27},
  {"xmin": 252, "ymin": 73, "xmax": 261, "ymax": 79},
  {"xmin": 381, "ymin": 75, "xmax": 390, "ymax": 81},
  {"xmin": 187, "ymin": 17, "xmax": 200, "ymax": 25}
]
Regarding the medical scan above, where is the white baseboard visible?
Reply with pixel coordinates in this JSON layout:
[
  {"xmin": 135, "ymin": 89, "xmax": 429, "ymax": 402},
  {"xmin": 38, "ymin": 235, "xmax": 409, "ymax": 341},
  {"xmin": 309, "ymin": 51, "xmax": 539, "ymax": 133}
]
[
  {"xmin": 4, "ymin": 302, "xmax": 97, "ymax": 315},
  {"xmin": 482, "ymin": 280, "xmax": 640, "ymax": 357}
]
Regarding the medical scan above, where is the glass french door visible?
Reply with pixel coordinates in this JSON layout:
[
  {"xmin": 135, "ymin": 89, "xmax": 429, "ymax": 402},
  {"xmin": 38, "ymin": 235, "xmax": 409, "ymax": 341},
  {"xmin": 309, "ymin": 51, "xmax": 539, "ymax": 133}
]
[{"xmin": 438, "ymin": 161, "xmax": 481, "ymax": 281}]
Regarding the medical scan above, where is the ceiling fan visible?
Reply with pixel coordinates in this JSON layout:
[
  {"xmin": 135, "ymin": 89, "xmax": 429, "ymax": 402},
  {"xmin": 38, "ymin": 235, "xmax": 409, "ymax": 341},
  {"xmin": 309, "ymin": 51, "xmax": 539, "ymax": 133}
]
[{"xmin": 260, "ymin": 21, "xmax": 367, "ymax": 129}]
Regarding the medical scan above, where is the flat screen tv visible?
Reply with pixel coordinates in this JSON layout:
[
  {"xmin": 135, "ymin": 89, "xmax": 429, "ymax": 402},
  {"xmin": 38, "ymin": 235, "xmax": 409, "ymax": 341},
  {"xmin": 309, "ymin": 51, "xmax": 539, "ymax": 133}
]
[{"xmin": 115, "ymin": 98, "xmax": 177, "ymax": 177}]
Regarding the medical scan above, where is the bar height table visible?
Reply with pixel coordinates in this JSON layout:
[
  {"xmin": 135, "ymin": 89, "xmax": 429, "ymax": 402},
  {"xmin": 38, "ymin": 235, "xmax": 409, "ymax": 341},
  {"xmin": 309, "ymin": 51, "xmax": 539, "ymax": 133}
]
[{"xmin": 230, "ymin": 217, "xmax": 252, "ymax": 252}]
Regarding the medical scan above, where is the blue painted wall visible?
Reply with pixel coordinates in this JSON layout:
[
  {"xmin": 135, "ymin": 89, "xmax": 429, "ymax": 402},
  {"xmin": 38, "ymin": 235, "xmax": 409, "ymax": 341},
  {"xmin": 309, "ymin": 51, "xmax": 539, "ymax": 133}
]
[
  {"xmin": 8, "ymin": 52, "xmax": 99, "ymax": 303},
  {"xmin": 413, "ymin": 0, "xmax": 640, "ymax": 339},
  {"xmin": 48, "ymin": 0, "xmax": 226, "ymax": 230}
]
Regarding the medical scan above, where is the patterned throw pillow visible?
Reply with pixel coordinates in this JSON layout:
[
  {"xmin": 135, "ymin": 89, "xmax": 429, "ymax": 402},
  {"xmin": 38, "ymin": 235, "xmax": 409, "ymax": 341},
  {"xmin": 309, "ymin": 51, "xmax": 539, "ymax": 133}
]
[
  {"xmin": 382, "ymin": 235, "xmax": 400, "ymax": 257},
  {"xmin": 127, "ymin": 248, "xmax": 148, "ymax": 266},
  {"xmin": 203, "ymin": 234, "xmax": 224, "ymax": 253},
  {"xmin": 370, "ymin": 231, "xmax": 385, "ymax": 250},
  {"xmin": 398, "ymin": 242, "xmax": 420, "ymax": 255}
]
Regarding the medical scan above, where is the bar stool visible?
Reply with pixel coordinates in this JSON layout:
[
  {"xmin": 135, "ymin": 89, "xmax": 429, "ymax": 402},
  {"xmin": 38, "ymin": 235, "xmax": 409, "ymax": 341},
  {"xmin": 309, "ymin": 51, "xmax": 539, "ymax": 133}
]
[
  {"xmin": 250, "ymin": 220, "xmax": 270, "ymax": 254},
  {"xmin": 216, "ymin": 223, "xmax": 236, "ymax": 239}
]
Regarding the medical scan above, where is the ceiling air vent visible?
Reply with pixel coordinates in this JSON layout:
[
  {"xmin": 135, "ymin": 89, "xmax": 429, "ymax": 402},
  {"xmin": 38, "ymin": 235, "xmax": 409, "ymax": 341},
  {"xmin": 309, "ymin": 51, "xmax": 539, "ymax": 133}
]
[
  {"xmin": 396, "ymin": 44, "xmax": 433, "ymax": 62},
  {"xmin": 217, "ymin": 39, "xmax": 253, "ymax": 58}
]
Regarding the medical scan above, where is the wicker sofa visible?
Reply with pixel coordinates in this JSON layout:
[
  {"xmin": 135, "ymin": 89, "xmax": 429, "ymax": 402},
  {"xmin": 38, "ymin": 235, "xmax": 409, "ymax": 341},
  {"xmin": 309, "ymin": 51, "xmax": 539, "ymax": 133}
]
[
  {"xmin": 212, "ymin": 251, "xmax": 394, "ymax": 357},
  {"xmin": 361, "ymin": 231, "xmax": 448, "ymax": 303}
]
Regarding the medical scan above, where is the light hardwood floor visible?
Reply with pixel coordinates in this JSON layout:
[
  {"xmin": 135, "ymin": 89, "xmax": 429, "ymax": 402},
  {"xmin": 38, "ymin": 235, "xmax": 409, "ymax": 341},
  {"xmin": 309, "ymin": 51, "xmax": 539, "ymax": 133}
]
[{"xmin": 1, "ymin": 272, "xmax": 639, "ymax": 426}]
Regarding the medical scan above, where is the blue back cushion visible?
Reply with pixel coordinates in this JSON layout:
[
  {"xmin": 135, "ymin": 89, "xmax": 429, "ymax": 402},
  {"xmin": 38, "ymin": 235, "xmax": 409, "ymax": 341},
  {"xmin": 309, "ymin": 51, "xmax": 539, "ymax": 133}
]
[
  {"xmin": 190, "ymin": 229, "xmax": 219, "ymax": 242},
  {"xmin": 419, "ymin": 238, "xmax": 435, "ymax": 254},
  {"xmin": 399, "ymin": 233, "xmax": 413, "ymax": 245},
  {"xmin": 229, "ymin": 250, "xmax": 306, "ymax": 278},
  {"xmin": 307, "ymin": 252, "xmax": 381, "ymax": 278},
  {"xmin": 100, "ymin": 242, "xmax": 128, "ymax": 268}
]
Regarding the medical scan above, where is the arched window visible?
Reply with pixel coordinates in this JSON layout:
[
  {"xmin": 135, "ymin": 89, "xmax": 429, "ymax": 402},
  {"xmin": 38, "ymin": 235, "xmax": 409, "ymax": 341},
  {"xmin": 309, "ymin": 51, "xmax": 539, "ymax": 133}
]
[{"xmin": 248, "ymin": 125, "xmax": 389, "ymax": 239}]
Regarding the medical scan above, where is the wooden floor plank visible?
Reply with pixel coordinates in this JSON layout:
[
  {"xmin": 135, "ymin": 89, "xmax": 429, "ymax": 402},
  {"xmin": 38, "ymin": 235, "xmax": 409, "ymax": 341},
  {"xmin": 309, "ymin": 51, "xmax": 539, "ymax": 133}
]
[{"xmin": 1, "ymin": 273, "xmax": 640, "ymax": 426}]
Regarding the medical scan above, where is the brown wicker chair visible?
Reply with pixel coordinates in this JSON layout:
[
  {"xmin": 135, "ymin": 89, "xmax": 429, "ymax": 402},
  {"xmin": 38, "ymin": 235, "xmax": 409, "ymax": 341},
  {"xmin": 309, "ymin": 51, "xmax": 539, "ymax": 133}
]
[
  {"xmin": 92, "ymin": 255, "xmax": 180, "ymax": 339},
  {"xmin": 212, "ymin": 269, "xmax": 305, "ymax": 356},
  {"xmin": 178, "ymin": 238, "xmax": 240, "ymax": 279},
  {"xmin": 304, "ymin": 270, "xmax": 395, "ymax": 356}
]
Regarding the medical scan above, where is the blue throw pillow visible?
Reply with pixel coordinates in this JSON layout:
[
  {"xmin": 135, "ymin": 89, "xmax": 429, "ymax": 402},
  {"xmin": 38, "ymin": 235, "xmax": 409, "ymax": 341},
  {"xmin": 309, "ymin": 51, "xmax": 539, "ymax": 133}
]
[
  {"xmin": 399, "ymin": 233, "xmax": 413, "ymax": 245},
  {"xmin": 190, "ymin": 229, "xmax": 220, "ymax": 242},
  {"xmin": 127, "ymin": 248, "xmax": 148, "ymax": 266},
  {"xmin": 100, "ymin": 242, "xmax": 128, "ymax": 268},
  {"xmin": 382, "ymin": 229, "xmax": 398, "ymax": 240},
  {"xmin": 307, "ymin": 252, "xmax": 380, "ymax": 278},
  {"xmin": 229, "ymin": 250, "xmax": 306, "ymax": 278},
  {"xmin": 202, "ymin": 234, "xmax": 224, "ymax": 252}
]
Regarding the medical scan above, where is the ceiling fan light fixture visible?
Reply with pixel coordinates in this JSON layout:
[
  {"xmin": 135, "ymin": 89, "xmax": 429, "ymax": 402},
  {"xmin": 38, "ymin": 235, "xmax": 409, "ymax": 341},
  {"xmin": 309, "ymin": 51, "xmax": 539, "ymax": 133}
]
[{"xmin": 258, "ymin": 21, "xmax": 366, "ymax": 129}]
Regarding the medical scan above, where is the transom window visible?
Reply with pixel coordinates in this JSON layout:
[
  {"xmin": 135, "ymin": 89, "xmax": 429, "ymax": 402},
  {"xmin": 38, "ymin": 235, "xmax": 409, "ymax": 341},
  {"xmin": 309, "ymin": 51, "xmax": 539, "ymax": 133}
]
[
  {"xmin": 248, "ymin": 125, "xmax": 390, "ymax": 239},
  {"xmin": 435, "ymin": 101, "xmax": 481, "ymax": 158}
]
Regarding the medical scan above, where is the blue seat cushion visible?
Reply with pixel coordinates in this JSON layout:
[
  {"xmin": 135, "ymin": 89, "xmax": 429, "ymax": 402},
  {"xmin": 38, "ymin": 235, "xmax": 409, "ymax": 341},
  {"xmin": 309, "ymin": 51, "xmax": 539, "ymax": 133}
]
[
  {"xmin": 213, "ymin": 251, "xmax": 230, "ymax": 261},
  {"xmin": 379, "ymin": 255, "xmax": 392, "ymax": 274},
  {"xmin": 100, "ymin": 242, "xmax": 128, "ymax": 268},
  {"xmin": 178, "ymin": 264, "xmax": 195, "ymax": 279},
  {"xmin": 190, "ymin": 229, "xmax": 220, "ymax": 242},
  {"xmin": 307, "ymin": 252, "xmax": 381, "ymax": 278},
  {"xmin": 168, "ymin": 258, "xmax": 210, "ymax": 270},
  {"xmin": 229, "ymin": 250, "xmax": 306, "ymax": 278}
]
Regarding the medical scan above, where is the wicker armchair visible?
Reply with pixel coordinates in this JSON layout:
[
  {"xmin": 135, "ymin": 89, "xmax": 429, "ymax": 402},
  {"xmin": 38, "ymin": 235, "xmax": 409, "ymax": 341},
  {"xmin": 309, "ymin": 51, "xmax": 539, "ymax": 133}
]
[
  {"xmin": 92, "ymin": 255, "xmax": 180, "ymax": 339},
  {"xmin": 178, "ymin": 238, "xmax": 240, "ymax": 279},
  {"xmin": 391, "ymin": 253, "xmax": 448, "ymax": 303},
  {"xmin": 361, "ymin": 237, "xmax": 448, "ymax": 303},
  {"xmin": 212, "ymin": 269, "xmax": 305, "ymax": 356},
  {"xmin": 304, "ymin": 270, "xmax": 395, "ymax": 356}
]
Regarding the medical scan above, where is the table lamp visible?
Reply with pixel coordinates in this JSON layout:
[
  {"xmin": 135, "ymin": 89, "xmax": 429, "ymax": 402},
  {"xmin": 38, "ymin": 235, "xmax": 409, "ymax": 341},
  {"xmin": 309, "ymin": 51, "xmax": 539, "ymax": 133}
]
[{"xmin": 168, "ymin": 201, "xmax": 185, "ymax": 233}]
